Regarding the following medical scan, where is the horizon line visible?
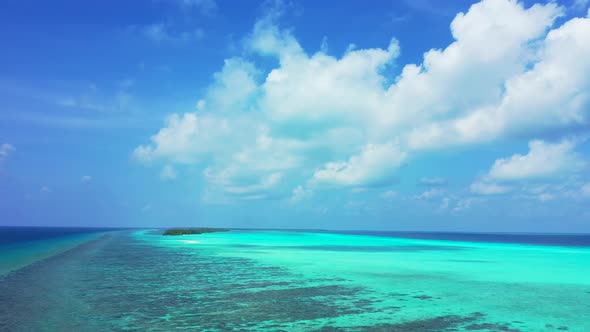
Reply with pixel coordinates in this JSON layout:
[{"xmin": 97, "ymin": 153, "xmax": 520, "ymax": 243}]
[{"xmin": 1, "ymin": 225, "xmax": 589, "ymax": 236}]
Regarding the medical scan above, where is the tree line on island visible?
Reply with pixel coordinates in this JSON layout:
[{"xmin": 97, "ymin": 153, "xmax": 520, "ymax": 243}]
[{"xmin": 162, "ymin": 228, "xmax": 229, "ymax": 236}]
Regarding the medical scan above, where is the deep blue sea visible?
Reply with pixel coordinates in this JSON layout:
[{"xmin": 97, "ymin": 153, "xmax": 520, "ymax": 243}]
[
  {"xmin": 0, "ymin": 226, "xmax": 117, "ymax": 244},
  {"xmin": 3, "ymin": 226, "xmax": 590, "ymax": 248},
  {"xmin": 0, "ymin": 226, "xmax": 116, "ymax": 276}
]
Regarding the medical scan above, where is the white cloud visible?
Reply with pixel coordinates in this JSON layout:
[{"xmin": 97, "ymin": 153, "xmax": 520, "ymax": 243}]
[
  {"xmin": 81, "ymin": 175, "xmax": 93, "ymax": 183},
  {"xmin": 134, "ymin": 0, "xmax": 590, "ymax": 201},
  {"xmin": 415, "ymin": 188, "xmax": 444, "ymax": 199},
  {"xmin": 581, "ymin": 183, "xmax": 590, "ymax": 197},
  {"xmin": 404, "ymin": 0, "xmax": 564, "ymax": 148},
  {"xmin": 224, "ymin": 172, "xmax": 282, "ymax": 195},
  {"xmin": 470, "ymin": 139, "xmax": 586, "ymax": 199},
  {"xmin": 0, "ymin": 143, "xmax": 15, "ymax": 161},
  {"xmin": 257, "ymin": 38, "xmax": 399, "ymax": 128},
  {"xmin": 488, "ymin": 139, "xmax": 584, "ymax": 180},
  {"xmin": 204, "ymin": 58, "xmax": 259, "ymax": 113},
  {"xmin": 408, "ymin": 9, "xmax": 590, "ymax": 149},
  {"xmin": 160, "ymin": 165, "xmax": 178, "ymax": 181},
  {"xmin": 470, "ymin": 181, "xmax": 511, "ymax": 195},
  {"xmin": 312, "ymin": 143, "xmax": 406, "ymax": 187},
  {"xmin": 133, "ymin": 113, "xmax": 233, "ymax": 163},
  {"xmin": 205, "ymin": 168, "xmax": 283, "ymax": 199}
]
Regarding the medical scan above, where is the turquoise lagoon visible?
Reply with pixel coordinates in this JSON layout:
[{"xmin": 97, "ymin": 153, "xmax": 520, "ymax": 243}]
[{"xmin": 1, "ymin": 229, "xmax": 589, "ymax": 331}]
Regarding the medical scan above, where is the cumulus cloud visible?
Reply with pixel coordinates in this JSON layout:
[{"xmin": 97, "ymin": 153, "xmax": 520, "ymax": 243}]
[
  {"xmin": 487, "ymin": 139, "xmax": 584, "ymax": 180},
  {"xmin": 204, "ymin": 168, "xmax": 284, "ymax": 200},
  {"xmin": 312, "ymin": 143, "xmax": 406, "ymax": 188},
  {"xmin": 134, "ymin": 0, "xmax": 590, "ymax": 201},
  {"xmin": 133, "ymin": 113, "xmax": 233, "ymax": 163},
  {"xmin": 470, "ymin": 139, "xmax": 586, "ymax": 196},
  {"xmin": 408, "ymin": 8, "xmax": 590, "ymax": 149}
]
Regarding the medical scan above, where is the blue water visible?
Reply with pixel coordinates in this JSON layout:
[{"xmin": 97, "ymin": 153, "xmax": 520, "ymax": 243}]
[
  {"xmin": 3, "ymin": 227, "xmax": 589, "ymax": 247},
  {"xmin": 0, "ymin": 226, "xmax": 118, "ymax": 244},
  {"xmin": 2, "ymin": 227, "xmax": 588, "ymax": 277},
  {"xmin": 0, "ymin": 226, "xmax": 116, "ymax": 276},
  {"xmin": 239, "ymin": 229, "xmax": 590, "ymax": 247},
  {"xmin": 1, "ymin": 227, "xmax": 589, "ymax": 331},
  {"xmin": 324, "ymin": 230, "xmax": 590, "ymax": 246}
]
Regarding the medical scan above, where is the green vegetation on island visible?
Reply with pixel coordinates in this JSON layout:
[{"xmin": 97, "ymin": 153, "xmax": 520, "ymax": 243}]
[{"xmin": 162, "ymin": 228, "xmax": 229, "ymax": 236}]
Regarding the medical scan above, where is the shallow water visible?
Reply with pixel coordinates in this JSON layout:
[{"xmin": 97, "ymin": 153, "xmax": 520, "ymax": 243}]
[{"xmin": 1, "ymin": 229, "xmax": 589, "ymax": 331}]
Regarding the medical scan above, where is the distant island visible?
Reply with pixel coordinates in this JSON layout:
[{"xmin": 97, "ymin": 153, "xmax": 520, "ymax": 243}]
[{"xmin": 162, "ymin": 228, "xmax": 229, "ymax": 236}]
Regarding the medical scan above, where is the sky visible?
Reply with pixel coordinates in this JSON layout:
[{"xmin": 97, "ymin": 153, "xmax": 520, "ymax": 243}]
[{"xmin": 1, "ymin": 0, "xmax": 590, "ymax": 232}]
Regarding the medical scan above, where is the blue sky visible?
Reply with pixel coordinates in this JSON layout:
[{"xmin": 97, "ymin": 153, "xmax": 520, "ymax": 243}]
[{"xmin": 1, "ymin": 0, "xmax": 590, "ymax": 232}]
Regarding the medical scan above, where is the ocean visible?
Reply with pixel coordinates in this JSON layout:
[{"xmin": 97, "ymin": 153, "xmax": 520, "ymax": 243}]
[
  {"xmin": 1, "ymin": 227, "xmax": 589, "ymax": 331},
  {"xmin": 0, "ymin": 227, "xmax": 114, "ymax": 276}
]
